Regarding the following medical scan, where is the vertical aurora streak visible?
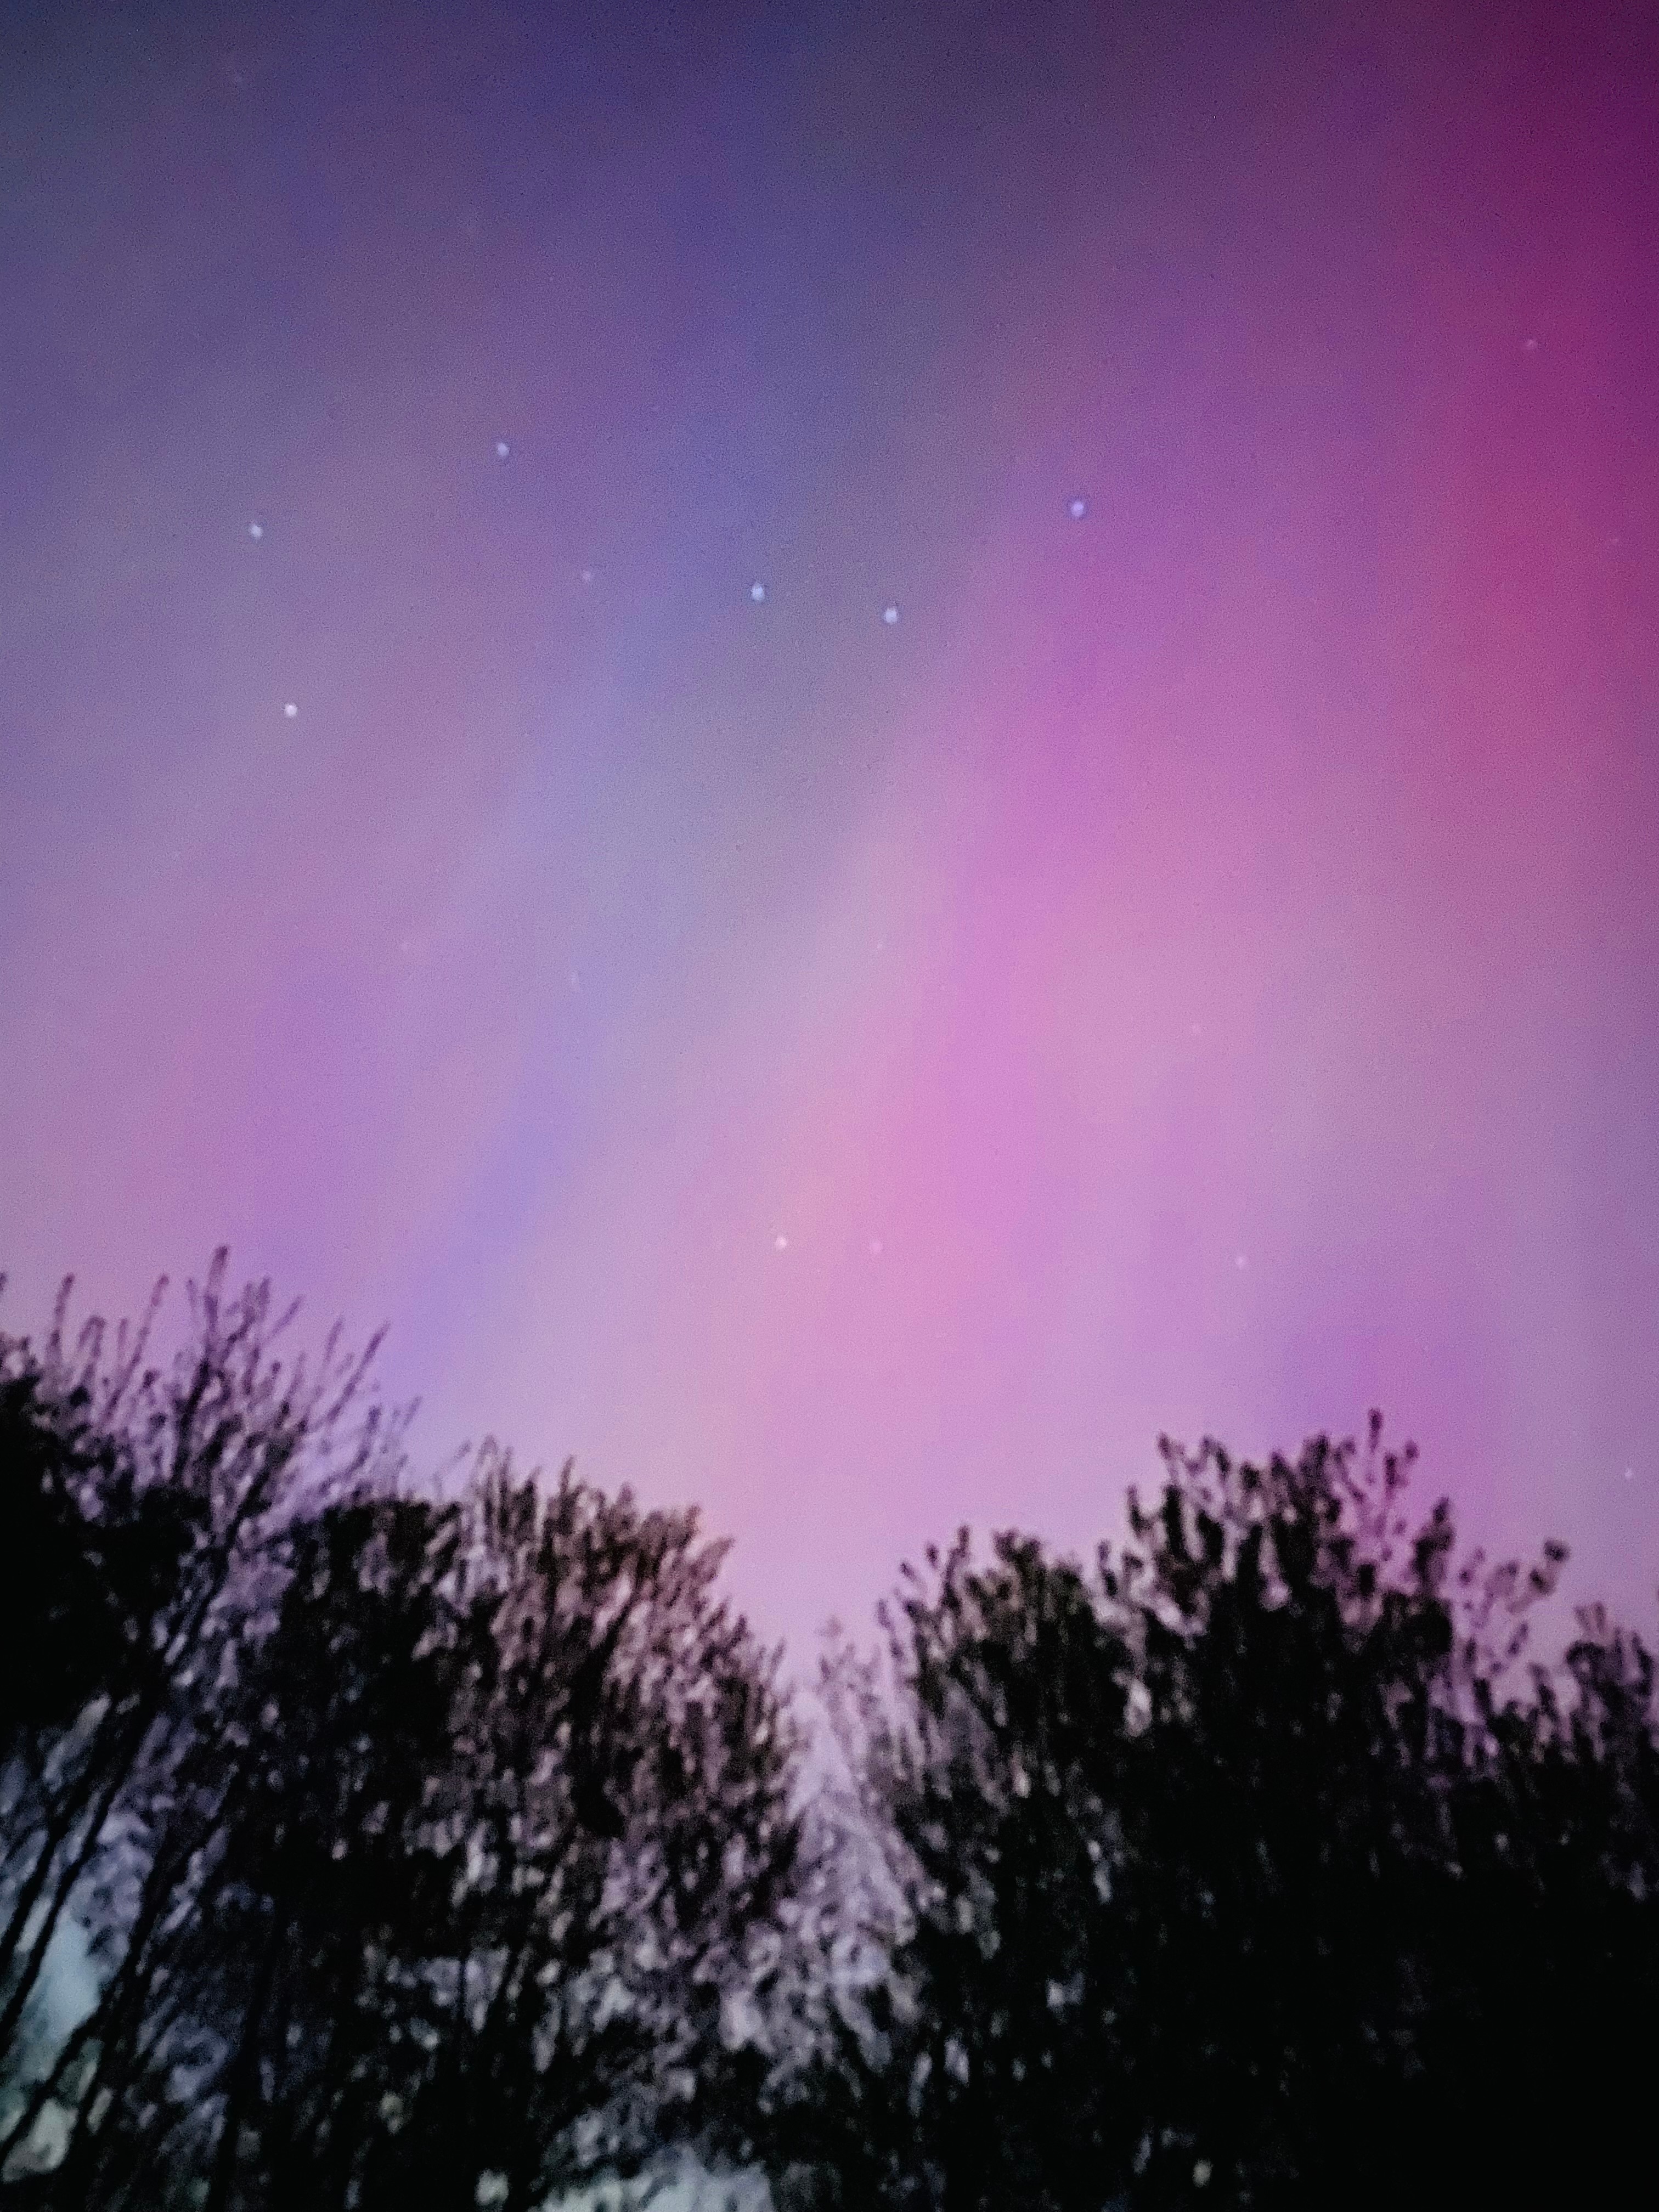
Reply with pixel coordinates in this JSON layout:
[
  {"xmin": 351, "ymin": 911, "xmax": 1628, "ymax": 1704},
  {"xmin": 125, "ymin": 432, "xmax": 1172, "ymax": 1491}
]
[{"xmin": 2, "ymin": 0, "xmax": 1655, "ymax": 1654}]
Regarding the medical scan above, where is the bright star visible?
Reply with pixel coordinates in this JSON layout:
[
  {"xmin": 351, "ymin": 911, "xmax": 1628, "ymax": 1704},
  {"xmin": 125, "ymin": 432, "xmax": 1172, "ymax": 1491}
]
[
  {"xmin": 247, "ymin": 521, "xmax": 263, "ymax": 540},
  {"xmin": 495, "ymin": 439, "xmax": 510, "ymax": 460},
  {"xmin": 882, "ymin": 603, "xmax": 899, "ymax": 625},
  {"xmin": 750, "ymin": 582, "xmax": 766, "ymax": 602},
  {"xmin": 1069, "ymin": 495, "xmax": 1087, "ymax": 520},
  {"xmin": 283, "ymin": 702, "xmax": 298, "ymax": 719}
]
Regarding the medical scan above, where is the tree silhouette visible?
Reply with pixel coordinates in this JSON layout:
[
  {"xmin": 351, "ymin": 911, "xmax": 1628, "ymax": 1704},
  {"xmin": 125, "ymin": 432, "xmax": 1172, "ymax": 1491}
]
[
  {"xmin": 0, "ymin": 1261, "xmax": 807, "ymax": 2211},
  {"xmin": 36, "ymin": 1489, "xmax": 468, "ymax": 2212},
  {"xmin": 13, "ymin": 1254, "xmax": 1655, "ymax": 2212},
  {"xmin": 782, "ymin": 1414, "xmax": 1659, "ymax": 2210},
  {"xmin": 352, "ymin": 1451, "xmax": 805, "ymax": 2212},
  {"xmin": 0, "ymin": 1256, "xmax": 405, "ymax": 2194}
]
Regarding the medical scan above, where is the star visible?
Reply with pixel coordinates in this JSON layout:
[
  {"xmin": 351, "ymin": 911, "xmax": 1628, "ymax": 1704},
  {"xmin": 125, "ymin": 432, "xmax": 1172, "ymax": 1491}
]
[
  {"xmin": 579, "ymin": 567, "xmax": 595, "ymax": 586},
  {"xmin": 1068, "ymin": 495, "xmax": 1087, "ymax": 520},
  {"xmin": 774, "ymin": 1233, "xmax": 789, "ymax": 1251},
  {"xmin": 283, "ymin": 701, "xmax": 298, "ymax": 719},
  {"xmin": 882, "ymin": 603, "xmax": 900, "ymax": 625},
  {"xmin": 495, "ymin": 439, "xmax": 511, "ymax": 460},
  {"xmin": 1523, "ymin": 336, "xmax": 1538, "ymax": 352},
  {"xmin": 247, "ymin": 521, "xmax": 264, "ymax": 540},
  {"xmin": 750, "ymin": 582, "xmax": 766, "ymax": 603}
]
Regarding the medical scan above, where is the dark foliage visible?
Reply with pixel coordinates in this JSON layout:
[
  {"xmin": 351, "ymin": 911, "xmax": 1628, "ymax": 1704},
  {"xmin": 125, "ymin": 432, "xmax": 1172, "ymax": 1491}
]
[
  {"xmin": 0, "ymin": 1252, "xmax": 403, "ymax": 2191},
  {"xmin": 778, "ymin": 1415, "xmax": 1659, "ymax": 2211},
  {"xmin": 8, "ymin": 1251, "xmax": 1656, "ymax": 2212},
  {"xmin": 339, "ymin": 1453, "xmax": 806, "ymax": 2212},
  {"xmin": 0, "ymin": 1261, "xmax": 805, "ymax": 2212}
]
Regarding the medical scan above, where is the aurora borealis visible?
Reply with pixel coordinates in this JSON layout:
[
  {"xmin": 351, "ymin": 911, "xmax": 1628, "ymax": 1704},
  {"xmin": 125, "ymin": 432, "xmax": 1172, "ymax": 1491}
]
[{"xmin": 2, "ymin": 0, "xmax": 1656, "ymax": 1657}]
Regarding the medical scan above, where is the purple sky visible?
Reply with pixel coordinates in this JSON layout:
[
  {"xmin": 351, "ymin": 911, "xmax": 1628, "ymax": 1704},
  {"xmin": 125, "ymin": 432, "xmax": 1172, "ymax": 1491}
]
[{"xmin": 2, "ymin": 0, "xmax": 1656, "ymax": 1663}]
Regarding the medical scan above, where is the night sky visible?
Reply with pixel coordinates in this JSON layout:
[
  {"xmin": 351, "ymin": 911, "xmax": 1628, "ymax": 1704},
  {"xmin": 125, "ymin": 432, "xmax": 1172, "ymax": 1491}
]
[{"xmin": 2, "ymin": 0, "xmax": 1656, "ymax": 1662}]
